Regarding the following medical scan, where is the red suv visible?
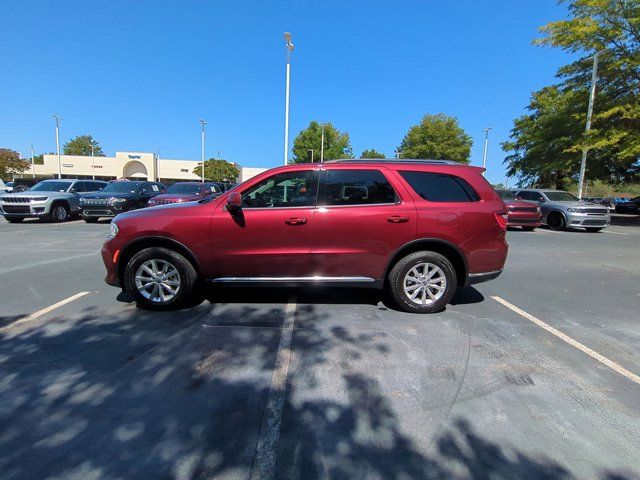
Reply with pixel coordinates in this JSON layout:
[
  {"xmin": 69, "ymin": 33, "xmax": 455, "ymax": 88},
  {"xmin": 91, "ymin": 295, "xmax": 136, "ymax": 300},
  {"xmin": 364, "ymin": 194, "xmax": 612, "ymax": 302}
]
[{"xmin": 101, "ymin": 160, "xmax": 508, "ymax": 313}]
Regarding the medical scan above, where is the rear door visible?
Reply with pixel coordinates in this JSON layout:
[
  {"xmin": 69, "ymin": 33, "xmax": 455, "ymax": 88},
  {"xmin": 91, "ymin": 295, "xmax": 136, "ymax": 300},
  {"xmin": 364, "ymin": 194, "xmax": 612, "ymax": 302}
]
[{"xmin": 310, "ymin": 166, "xmax": 417, "ymax": 281}]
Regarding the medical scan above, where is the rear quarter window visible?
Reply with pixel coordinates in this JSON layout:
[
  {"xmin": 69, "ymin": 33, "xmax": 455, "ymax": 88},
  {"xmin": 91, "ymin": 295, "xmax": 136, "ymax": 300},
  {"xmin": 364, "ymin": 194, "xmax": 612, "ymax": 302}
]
[{"xmin": 399, "ymin": 171, "xmax": 480, "ymax": 202}]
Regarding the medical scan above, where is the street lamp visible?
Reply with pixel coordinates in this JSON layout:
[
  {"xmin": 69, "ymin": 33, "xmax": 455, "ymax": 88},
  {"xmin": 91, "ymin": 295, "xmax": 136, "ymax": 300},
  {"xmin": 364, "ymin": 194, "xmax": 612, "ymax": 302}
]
[
  {"xmin": 481, "ymin": 127, "xmax": 493, "ymax": 175},
  {"xmin": 91, "ymin": 143, "xmax": 95, "ymax": 180},
  {"xmin": 577, "ymin": 51, "xmax": 600, "ymax": 200},
  {"xmin": 200, "ymin": 119, "xmax": 207, "ymax": 182},
  {"xmin": 320, "ymin": 123, "xmax": 325, "ymax": 162},
  {"xmin": 52, "ymin": 115, "xmax": 62, "ymax": 178},
  {"xmin": 30, "ymin": 144, "xmax": 35, "ymax": 178},
  {"xmin": 283, "ymin": 32, "xmax": 294, "ymax": 165}
]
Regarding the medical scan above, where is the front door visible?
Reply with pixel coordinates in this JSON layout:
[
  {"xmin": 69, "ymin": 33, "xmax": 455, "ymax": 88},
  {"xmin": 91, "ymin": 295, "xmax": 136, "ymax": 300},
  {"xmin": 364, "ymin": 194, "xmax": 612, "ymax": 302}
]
[{"xmin": 210, "ymin": 168, "xmax": 319, "ymax": 278}]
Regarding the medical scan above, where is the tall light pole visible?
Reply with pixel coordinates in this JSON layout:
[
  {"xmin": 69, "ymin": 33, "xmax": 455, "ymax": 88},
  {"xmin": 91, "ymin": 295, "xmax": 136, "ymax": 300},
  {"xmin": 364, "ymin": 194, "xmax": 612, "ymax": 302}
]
[
  {"xmin": 308, "ymin": 149, "xmax": 314, "ymax": 163},
  {"xmin": 320, "ymin": 123, "xmax": 325, "ymax": 162},
  {"xmin": 578, "ymin": 51, "xmax": 600, "ymax": 200},
  {"xmin": 283, "ymin": 32, "xmax": 294, "ymax": 165},
  {"xmin": 52, "ymin": 115, "xmax": 62, "ymax": 178},
  {"xmin": 481, "ymin": 127, "xmax": 492, "ymax": 175},
  {"xmin": 30, "ymin": 144, "xmax": 35, "ymax": 178},
  {"xmin": 200, "ymin": 119, "xmax": 206, "ymax": 182},
  {"xmin": 91, "ymin": 143, "xmax": 95, "ymax": 180}
]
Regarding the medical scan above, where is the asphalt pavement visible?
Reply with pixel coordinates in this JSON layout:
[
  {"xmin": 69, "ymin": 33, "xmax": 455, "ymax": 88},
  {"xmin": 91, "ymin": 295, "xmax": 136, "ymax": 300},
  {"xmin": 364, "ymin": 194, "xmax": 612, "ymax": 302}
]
[{"xmin": 0, "ymin": 217, "xmax": 639, "ymax": 480}]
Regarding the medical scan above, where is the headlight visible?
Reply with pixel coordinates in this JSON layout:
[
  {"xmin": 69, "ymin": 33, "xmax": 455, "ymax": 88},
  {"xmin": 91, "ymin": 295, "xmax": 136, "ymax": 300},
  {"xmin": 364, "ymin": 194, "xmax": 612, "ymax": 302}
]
[
  {"xmin": 109, "ymin": 197, "xmax": 127, "ymax": 205},
  {"xmin": 109, "ymin": 222, "xmax": 119, "ymax": 238},
  {"xmin": 536, "ymin": 206, "xmax": 541, "ymax": 213}
]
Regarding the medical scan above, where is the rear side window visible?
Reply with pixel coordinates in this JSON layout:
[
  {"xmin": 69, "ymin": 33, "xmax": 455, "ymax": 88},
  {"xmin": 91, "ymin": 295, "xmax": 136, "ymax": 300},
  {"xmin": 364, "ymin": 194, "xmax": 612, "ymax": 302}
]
[
  {"xmin": 322, "ymin": 169, "xmax": 397, "ymax": 205},
  {"xmin": 399, "ymin": 171, "xmax": 479, "ymax": 202}
]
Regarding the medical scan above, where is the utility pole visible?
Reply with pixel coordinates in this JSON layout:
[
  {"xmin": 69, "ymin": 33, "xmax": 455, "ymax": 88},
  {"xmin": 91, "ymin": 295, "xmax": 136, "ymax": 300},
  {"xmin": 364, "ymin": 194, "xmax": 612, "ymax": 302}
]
[
  {"xmin": 577, "ymin": 51, "xmax": 600, "ymax": 200},
  {"xmin": 30, "ymin": 144, "xmax": 35, "ymax": 178},
  {"xmin": 200, "ymin": 119, "xmax": 206, "ymax": 182},
  {"xmin": 482, "ymin": 127, "xmax": 493, "ymax": 175},
  {"xmin": 308, "ymin": 149, "xmax": 314, "ymax": 163},
  {"xmin": 283, "ymin": 32, "xmax": 294, "ymax": 165},
  {"xmin": 320, "ymin": 123, "xmax": 325, "ymax": 162},
  {"xmin": 91, "ymin": 144, "xmax": 95, "ymax": 180},
  {"xmin": 52, "ymin": 115, "xmax": 62, "ymax": 178},
  {"xmin": 156, "ymin": 148, "xmax": 161, "ymax": 182}
]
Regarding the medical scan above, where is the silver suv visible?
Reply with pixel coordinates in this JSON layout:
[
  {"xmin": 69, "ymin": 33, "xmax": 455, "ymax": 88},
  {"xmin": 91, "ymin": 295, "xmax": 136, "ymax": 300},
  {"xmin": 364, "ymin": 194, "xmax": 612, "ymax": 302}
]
[
  {"xmin": 514, "ymin": 189, "xmax": 610, "ymax": 232},
  {"xmin": 0, "ymin": 179, "xmax": 107, "ymax": 223}
]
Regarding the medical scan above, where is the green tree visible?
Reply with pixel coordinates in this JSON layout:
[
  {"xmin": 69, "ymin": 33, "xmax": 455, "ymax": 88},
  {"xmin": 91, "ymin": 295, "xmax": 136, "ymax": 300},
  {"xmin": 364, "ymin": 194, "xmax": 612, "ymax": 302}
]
[
  {"xmin": 193, "ymin": 159, "xmax": 240, "ymax": 182},
  {"xmin": 398, "ymin": 114, "xmax": 473, "ymax": 163},
  {"xmin": 504, "ymin": 0, "xmax": 640, "ymax": 186},
  {"xmin": 360, "ymin": 149, "xmax": 386, "ymax": 159},
  {"xmin": 63, "ymin": 135, "xmax": 105, "ymax": 156},
  {"xmin": 292, "ymin": 121, "xmax": 353, "ymax": 163},
  {"xmin": 0, "ymin": 148, "xmax": 30, "ymax": 179}
]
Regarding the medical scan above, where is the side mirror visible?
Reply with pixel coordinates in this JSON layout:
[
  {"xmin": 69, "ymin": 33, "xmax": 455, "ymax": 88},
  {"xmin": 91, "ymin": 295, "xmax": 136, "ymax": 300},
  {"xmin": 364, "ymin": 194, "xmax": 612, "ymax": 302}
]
[{"xmin": 227, "ymin": 192, "xmax": 242, "ymax": 213}]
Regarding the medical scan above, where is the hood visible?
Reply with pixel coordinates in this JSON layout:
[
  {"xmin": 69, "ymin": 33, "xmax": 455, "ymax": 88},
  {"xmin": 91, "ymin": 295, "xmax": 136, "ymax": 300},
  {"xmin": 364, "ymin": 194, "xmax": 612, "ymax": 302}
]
[
  {"xmin": 83, "ymin": 191, "xmax": 138, "ymax": 200},
  {"xmin": 546, "ymin": 200, "xmax": 606, "ymax": 209},
  {"xmin": 115, "ymin": 200, "xmax": 198, "ymax": 221},
  {"xmin": 151, "ymin": 193, "xmax": 200, "ymax": 202},
  {"xmin": 1, "ymin": 190, "xmax": 70, "ymax": 198},
  {"xmin": 504, "ymin": 199, "xmax": 538, "ymax": 209}
]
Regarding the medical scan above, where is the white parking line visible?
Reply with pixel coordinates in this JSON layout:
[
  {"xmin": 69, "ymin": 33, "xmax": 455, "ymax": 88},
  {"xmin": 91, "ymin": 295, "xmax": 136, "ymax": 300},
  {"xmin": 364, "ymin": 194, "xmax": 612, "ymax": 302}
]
[
  {"xmin": 0, "ymin": 291, "xmax": 91, "ymax": 332},
  {"xmin": 492, "ymin": 296, "xmax": 640, "ymax": 386},
  {"xmin": 250, "ymin": 297, "xmax": 297, "ymax": 480},
  {"xmin": 603, "ymin": 230, "xmax": 630, "ymax": 235},
  {"xmin": 0, "ymin": 252, "xmax": 98, "ymax": 275}
]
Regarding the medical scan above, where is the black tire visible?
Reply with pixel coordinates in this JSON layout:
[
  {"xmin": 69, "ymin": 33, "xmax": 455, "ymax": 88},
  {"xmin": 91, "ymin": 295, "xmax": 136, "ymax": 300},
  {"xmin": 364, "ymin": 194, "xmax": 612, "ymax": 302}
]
[
  {"xmin": 521, "ymin": 226, "xmax": 536, "ymax": 231},
  {"xmin": 50, "ymin": 203, "xmax": 70, "ymax": 222},
  {"xmin": 124, "ymin": 247, "xmax": 197, "ymax": 310},
  {"xmin": 83, "ymin": 216, "xmax": 98, "ymax": 223},
  {"xmin": 585, "ymin": 227, "xmax": 603, "ymax": 232},
  {"xmin": 5, "ymin": 216, "xmax": 24, "ymax": 223},
  {"xmin": 387, "ymin": 251, "xmax": 457, "ymax": 314},
  {"xmin": 547, "ymin": 211, "xmax": 566, "ymax": 231}
]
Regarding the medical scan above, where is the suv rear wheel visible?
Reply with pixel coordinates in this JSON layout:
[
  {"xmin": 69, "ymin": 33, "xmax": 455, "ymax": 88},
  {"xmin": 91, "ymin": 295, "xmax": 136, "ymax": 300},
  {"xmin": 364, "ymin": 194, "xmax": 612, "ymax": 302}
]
[
  {"xmin": 124, "ymin": 247, "xmax": 197, "ymax": 310},
  {"xmin": 388, "ymin": 251, "xmax": 457, "ymax": 313}
]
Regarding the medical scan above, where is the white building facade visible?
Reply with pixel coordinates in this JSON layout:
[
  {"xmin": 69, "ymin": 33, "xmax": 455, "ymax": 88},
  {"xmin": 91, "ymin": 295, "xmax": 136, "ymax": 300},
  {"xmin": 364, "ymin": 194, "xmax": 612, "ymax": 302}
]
[{"xmin": 20, "ymin": 152, "xmax": 267, "ymax": 184}]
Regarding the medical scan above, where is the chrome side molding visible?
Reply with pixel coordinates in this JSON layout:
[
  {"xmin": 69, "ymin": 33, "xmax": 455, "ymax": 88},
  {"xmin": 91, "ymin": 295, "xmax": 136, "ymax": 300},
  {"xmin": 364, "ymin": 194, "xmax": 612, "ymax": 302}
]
[{"xmin": 210, "ymin": 276, "xmax": 376, "ymax": 283}]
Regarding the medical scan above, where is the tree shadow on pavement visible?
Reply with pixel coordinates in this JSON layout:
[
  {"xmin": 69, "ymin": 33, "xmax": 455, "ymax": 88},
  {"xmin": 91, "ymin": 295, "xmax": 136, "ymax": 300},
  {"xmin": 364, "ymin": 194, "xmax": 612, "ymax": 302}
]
[{"xmin": 0, "ymin": 301, "xmax": 635, "ymax": 480}]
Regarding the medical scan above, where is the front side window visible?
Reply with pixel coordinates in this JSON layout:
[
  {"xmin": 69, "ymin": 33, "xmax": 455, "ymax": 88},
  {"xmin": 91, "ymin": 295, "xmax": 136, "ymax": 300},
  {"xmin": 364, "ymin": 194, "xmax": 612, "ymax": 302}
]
[
  {"xmin": 322, "ymin": 169, "xmax": 397, "ymax": 206},
  {"xmin": 242, "ymin": 170, "xmax": 318, "ymax": 208},
  {"xmin": 399, "ymin": 171, "xmax": 479, "ymax": 202}
]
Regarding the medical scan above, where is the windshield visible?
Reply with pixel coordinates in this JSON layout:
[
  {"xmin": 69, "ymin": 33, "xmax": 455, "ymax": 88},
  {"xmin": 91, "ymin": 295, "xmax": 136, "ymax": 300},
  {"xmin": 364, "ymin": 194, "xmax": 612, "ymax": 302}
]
[
  {"xmin": 30, "ymin": 181, "xmax": 72, "ymax": 192},
  {"xmin": 167, "ymin": 183, "xmax": 201, "ymax": 195},
  {"xmin": 544, "ymin": 191, "xmax": 579, "ymax": 202},
  {"xmin": 497, "ymin": 190, "xmax": 516, "ymax": 200},
  {"xmin": 102, "ymin": 182, "xmax": 142, "ymax": 194}
]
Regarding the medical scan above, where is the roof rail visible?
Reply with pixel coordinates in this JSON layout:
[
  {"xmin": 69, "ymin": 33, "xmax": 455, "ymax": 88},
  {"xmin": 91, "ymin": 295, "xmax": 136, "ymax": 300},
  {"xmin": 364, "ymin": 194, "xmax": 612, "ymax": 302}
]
[{"xmin": 325, "ymin": 158, "xmax": 461, "ymax": 165}]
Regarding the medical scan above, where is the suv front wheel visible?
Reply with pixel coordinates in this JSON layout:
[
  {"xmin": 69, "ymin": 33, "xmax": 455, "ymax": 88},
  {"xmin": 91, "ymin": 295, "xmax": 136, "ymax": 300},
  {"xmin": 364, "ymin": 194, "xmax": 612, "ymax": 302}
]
[
  {"xmin": 388, "ymin": 251, "xmax": 457, "ymax": 313},
  {"xmin": 124, "ymin": 247, "xmax": 197, "ymax": 310}
]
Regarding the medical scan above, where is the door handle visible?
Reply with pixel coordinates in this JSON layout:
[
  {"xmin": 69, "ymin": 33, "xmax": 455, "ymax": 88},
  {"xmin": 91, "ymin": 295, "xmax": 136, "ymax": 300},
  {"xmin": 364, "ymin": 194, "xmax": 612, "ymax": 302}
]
[
  {"xmin": 285, "ymin": 217, "xmax": 307, "ymax": 225},
  {"xmin": 387, "ymin": 215, "xmax": 409, "ymax": 223}
]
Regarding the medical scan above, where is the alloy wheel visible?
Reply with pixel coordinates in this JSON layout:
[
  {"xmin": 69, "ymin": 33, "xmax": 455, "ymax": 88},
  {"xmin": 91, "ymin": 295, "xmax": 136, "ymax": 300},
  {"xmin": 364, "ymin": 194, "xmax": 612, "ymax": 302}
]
[
  {"xmin": 53, "ymin": 206, "xmax": 67, "ymax": 221},
  {"xmin": 403, "ymin": 262, "xmax": 447, "ymax": 306},
  {"xmin": 134, "ymin": 259, "xmax": 181, "ymax": 303}
]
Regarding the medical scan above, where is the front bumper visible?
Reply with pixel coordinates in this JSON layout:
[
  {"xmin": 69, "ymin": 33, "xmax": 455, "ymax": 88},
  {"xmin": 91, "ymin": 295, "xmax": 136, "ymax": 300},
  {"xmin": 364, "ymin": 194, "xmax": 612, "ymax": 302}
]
[
  {"xmin": 101, "ymin": 242, "xmax": 121, "ymax": 287},
  {"xmin": 81, "ymin": 204, "xmax": 128, "ymax": 218},
  {"xmin": 507, "ymin": 211, "xmax": 541, "ymax": 227},
  {"xmin": 0, "ymin": 203, "xmax": 50, "ymax": 217},
  {"xmin": 565, "ymin": 212, "xmax": 610, "ymax": 228}
]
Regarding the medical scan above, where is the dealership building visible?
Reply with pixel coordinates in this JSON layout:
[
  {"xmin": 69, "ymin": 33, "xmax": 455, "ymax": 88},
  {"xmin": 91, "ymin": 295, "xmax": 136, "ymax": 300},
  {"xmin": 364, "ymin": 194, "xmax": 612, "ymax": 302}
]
[{"xmin": 19, "ymin": 151, "xmax": 267, "ymax": 183}]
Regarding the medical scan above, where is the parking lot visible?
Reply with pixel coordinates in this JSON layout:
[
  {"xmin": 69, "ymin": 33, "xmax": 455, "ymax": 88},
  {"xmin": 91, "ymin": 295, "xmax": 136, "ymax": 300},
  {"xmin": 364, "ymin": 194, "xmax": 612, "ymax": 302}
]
[{"xmin": 1, "ymin": 218, "xmax": 639, "ymax": 480}]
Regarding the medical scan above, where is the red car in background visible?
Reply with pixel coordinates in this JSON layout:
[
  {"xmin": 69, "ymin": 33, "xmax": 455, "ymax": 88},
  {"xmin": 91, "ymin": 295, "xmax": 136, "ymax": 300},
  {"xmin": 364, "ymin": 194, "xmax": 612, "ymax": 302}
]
[
  {"xmin": 148, "ymin": 182, "xmax": 223, "ymax": 206},
  {"xmin": 496, "ymin": 190, "xmax": 541, "ymax": 231}
]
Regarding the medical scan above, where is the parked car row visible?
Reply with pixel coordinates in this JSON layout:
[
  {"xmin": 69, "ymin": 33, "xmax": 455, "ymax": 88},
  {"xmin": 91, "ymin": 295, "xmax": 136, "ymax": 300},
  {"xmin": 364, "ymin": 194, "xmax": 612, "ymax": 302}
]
[
  {"xmin": 496, "ymin": 188, "xmax": 612, "ymax": 232},
  {"xmin": 0, "ymin": 179, "xmax": 233, "ymax": 223}
]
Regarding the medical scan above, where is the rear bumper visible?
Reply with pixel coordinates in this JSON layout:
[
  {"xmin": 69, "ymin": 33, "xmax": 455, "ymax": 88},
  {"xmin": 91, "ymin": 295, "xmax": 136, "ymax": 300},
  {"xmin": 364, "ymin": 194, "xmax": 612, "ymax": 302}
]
[{"xmin": 465, "ymin": 269, "xmax": 503, "ymax": 286}]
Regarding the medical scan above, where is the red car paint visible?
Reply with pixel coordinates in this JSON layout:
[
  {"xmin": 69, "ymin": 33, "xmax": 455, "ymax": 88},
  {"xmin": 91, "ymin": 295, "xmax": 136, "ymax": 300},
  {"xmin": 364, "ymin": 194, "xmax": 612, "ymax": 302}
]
[
  {"xmin": 504, "ymin": 199, "xmax": 542, "ymax": 228},
  {"xmin": 102, "ymin": 161, "xmax": 508, "ymax": 289},
  {"xmin": 148, "ymin": 182, "xmax": 221, "ymax": 206}
]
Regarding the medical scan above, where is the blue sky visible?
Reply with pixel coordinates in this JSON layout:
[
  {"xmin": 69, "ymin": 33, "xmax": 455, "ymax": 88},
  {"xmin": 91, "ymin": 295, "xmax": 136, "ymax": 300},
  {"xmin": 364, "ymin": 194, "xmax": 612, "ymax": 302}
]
[{"xmin": 0, "ymin": 0, "xmax": 573, "ymax": 184}]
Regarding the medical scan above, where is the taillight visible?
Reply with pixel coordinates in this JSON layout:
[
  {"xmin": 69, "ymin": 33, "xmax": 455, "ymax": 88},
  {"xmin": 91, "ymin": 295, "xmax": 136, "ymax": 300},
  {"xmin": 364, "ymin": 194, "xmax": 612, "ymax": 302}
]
[{"xmin": 493, "ymin": 211, "xmax": 508, "ymax": 229}]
